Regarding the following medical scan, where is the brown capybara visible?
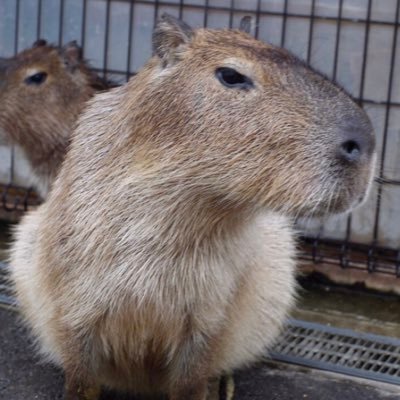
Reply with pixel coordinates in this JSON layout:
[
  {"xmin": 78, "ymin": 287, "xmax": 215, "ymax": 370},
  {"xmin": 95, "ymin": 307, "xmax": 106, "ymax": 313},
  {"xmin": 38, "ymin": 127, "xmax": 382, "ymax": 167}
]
[
  {"xmin": 10, "ymin": 14, "xmax": 376, "ymax": 400},
  {"xmin": 0, "ymin": 40, "xmax": 110, "ymax": 198}
]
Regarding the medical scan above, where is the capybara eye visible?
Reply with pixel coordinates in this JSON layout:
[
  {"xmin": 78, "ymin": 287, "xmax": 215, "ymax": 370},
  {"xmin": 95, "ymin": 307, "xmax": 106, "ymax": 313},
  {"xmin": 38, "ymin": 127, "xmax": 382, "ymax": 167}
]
[
  {"xmin": 25, "ymin": 72, "xmax": 48, "ymax": 85},
  {"xmin": 216, "ymin": 67, "xmax": 253, "ymax": 90}
]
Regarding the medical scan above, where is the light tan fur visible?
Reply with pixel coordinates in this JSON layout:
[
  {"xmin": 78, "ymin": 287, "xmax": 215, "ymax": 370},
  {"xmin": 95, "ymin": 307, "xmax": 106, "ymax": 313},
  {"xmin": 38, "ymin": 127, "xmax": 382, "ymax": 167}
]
[
  {"xmin": 0, "ymin": 40, "xmax": 110, "ymax": 198},
  {"xmin": 10, "ymin": 15, "xmax": 375, "ymax": 399}
]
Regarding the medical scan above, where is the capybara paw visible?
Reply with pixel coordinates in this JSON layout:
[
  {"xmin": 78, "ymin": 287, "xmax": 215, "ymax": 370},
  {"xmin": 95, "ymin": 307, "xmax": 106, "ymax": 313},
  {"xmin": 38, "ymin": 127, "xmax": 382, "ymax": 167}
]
[
  {"xmin": 207, "ymin": 375, "xmax": 235, "ymax": 400},
  {"xmin": 64, "ymin": 385, "xmax": 100, "ymax": 400}
]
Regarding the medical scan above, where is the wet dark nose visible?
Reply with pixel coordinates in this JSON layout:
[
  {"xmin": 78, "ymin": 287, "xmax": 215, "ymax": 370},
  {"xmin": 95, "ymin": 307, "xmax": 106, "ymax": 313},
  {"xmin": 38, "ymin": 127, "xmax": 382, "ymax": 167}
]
[{"xmin": 337, "ymin": 118, "xmax": 375, "ymax": 163}]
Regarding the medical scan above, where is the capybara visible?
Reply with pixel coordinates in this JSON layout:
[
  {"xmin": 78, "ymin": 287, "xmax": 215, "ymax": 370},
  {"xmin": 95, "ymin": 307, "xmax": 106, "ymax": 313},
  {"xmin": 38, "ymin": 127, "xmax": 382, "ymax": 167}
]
[
  {"xmin": 0, "ymin": 40, "xmax": 110, "ymax": 198},
  {"xmin": 10, "ymin": 14, "xmax": 375, "ymax": 400}
]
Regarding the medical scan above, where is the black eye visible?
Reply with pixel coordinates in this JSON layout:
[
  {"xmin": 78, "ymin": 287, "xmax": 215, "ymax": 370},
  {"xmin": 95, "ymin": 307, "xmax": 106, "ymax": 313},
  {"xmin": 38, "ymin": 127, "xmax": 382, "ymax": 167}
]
[
  {"xmin": 25, "ymin": 72, "xmax": 48, "ymax": 85},
  {"xmin": 216, "ymin": 67, "xmax": 253, "ymax": 90}
]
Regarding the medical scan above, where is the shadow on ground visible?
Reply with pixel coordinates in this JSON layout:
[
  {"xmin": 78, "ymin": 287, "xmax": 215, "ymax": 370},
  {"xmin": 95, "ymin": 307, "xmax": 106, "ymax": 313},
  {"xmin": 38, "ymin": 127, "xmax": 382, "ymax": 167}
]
[{"xmin": 1, "ymin": 307, "xmax": 399, "ymax": 400}]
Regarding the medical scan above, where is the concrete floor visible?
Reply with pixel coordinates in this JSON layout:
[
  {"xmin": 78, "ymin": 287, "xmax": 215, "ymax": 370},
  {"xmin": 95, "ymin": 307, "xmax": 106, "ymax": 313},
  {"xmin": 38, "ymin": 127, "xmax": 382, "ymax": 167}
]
[
  {"xmin": 293, "ymin": 278, "xmax": 400, "ymax": 337},
  {"xmin": 1, "ymin": 307, "xmax": 400, "ymax": 400}
]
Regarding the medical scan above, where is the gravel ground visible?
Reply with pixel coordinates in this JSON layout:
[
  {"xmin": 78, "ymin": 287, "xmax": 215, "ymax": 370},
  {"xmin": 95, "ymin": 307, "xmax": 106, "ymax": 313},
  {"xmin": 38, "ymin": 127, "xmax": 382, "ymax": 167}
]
[{"xmin": 1, "ymin": 307, "xmax": 400, "ymax": 400}]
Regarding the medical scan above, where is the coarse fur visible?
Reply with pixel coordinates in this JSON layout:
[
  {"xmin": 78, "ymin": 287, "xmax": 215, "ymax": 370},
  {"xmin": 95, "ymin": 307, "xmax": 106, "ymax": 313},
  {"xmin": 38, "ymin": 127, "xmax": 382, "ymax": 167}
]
[
  {"xmin": 10, "ymin": 15, "xmax": 376, "ymax": 399},
  {"xmin": 0, "ymin": 40, "xmax": 110, "ymax": 198}
]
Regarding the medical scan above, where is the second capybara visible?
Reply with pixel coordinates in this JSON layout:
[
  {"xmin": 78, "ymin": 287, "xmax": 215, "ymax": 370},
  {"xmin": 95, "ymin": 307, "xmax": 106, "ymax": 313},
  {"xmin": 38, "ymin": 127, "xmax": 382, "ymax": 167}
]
[
  {"xmin": 11, "ymin": 14, "xmax": 375, "ymax": 400},
  {"xmin": 0, "ymin": 40, "xmax": 110, "ymax": 198}
]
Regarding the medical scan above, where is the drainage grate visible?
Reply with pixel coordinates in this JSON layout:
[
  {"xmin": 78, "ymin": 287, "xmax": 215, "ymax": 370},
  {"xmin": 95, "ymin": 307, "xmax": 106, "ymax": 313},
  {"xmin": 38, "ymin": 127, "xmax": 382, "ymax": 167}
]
[{"xmin": 271, "ymin": 319, "xmax": 400, "ymax": 385}]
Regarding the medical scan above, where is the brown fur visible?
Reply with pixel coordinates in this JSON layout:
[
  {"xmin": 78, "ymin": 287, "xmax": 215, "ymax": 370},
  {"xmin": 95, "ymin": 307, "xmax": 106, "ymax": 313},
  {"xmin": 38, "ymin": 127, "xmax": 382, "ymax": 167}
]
[
  {"xmin": 10, "ymin": 15, "xmax": 376, "ymax": 399},
  {"xmin": 0, "ymin": 40, "xmax": 110, "ymax": 198}
]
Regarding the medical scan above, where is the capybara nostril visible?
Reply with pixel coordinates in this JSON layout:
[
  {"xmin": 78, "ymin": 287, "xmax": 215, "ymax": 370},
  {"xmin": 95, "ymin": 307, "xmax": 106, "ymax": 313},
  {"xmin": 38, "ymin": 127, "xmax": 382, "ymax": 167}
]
[
  {"xmin": 337, "ymin": 116, "xmax": 375, "ymax": 163},
  {"xmin": 339, "ymin": 139, "xmax": 361, "ymax": 162}
]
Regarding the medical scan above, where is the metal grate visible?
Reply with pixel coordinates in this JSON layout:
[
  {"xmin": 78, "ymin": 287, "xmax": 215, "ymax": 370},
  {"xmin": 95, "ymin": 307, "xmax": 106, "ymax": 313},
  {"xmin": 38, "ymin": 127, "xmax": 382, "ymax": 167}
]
[{"xmin": 271, "ymin": 319, "xmax": 400, "ymax": 386}]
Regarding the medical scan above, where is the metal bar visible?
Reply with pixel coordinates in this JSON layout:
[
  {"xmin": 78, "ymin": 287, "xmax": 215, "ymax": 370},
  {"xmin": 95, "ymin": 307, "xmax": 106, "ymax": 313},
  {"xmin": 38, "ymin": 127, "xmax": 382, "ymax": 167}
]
[
  {"xmin": 36, "ymin": 0, "xmax": 42, "ymax": 40},
  {"xmin": 280, "ymin": 0, "xmax": 289, "ymax": 47},
  {"xmin": 228, "ymin": 0, "xmax": 234, "ymax": 29},
  {"xmin": 358, "ymin": 0, "xmax": 373, "ymax": 104},
  {"xmin": 332, "ymin": 0, "xmax": 344, "ymax": 81},
  {"xmin": 372, "ymin": 0, "xmax": 400, "ymax": 248},
  {"xmin": 10, "ymin": 0, "xmax": 20, "ymax": 185},
  {"xmin": 81, "ymin": 0, "xmax": 87, "ymax": 47},
  {"xmin": 126, "ymin": 0, "xmax": 134, "ymax": 81},
  {"xmin": 14, "ymin": 0, "xmax": 19, "ymax": 54},
  {"xmin": 105, "ymin": 0, "xmax": 400, "ymax": 28},
  {"xmin": 255, "ymin": 0, "xmax": 262, "ymax": 38},
  {"xmin": 103, "ymin": 0, "xmax": 112, "ymax": 80},
  {"xmin": 153, "ymin": 0, "xmax": 160, "ymax": 25},
  {"xmin": 203, "ymin": 0, "xmax": 209, "ymax": 27},
  {"xmin": 58, "ymin": 0, "xmax": 65, "ymax": 46},
  {"xmin": 342, "ymin": 0, "xmax": 373, "ymax": 271},
  {"xmin": 330, "ymin": 0, "xmax": 346, "ymax": 267},
  {"xmin": 306, "ymin": 0, "xmax": 316, "ymax": 65},
  {"xmin": 178, "ymin": 0, "xmax": 184, "ymax": 20},
  {"xmin": 375, "ymin": 177, "xmax": 400, "ymax": 186}
]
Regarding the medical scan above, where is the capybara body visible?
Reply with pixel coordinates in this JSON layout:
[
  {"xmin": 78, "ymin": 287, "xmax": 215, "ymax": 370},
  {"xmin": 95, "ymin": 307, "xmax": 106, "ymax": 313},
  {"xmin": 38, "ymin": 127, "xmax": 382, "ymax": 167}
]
[
  {"xmin": 11, "ymin": 15, "xmax": 376, "ymax": 399},
  {"xmin": 0, "ymin": 40, "xmax": 109, "ymax": 198}
]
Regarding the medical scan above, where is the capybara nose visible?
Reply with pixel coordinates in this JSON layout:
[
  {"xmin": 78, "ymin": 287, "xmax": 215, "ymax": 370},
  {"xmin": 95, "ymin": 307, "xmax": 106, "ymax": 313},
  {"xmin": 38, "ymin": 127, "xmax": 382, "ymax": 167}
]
[{"xmin": 337, "ymin": 119, "xmax": 375, "ymax": 163}]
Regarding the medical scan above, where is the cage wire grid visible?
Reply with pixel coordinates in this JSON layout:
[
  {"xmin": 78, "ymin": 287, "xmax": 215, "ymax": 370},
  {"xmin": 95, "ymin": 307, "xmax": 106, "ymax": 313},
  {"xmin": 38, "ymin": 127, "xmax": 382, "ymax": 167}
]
[{"xmin": 1, "ymin": 0, "xmax": 400, "ymax": 276}]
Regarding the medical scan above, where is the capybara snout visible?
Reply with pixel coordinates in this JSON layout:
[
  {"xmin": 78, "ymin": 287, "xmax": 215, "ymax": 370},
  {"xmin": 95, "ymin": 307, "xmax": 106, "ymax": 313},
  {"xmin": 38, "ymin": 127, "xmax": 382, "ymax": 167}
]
[
  {"xmin": 142, "ymin": 26, "xmax": 376, "ymax": 216},
  {"xmin": 336, "ymin": 113, "xmax": 375, "ymax": 164}
]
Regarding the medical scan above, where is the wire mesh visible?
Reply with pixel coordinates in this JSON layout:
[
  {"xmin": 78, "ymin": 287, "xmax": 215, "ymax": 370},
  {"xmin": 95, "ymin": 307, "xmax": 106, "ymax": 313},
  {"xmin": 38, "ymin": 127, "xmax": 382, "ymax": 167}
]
[{"xmin": 0, "ymin": 0, "xmax": 400, "ymax": 275}]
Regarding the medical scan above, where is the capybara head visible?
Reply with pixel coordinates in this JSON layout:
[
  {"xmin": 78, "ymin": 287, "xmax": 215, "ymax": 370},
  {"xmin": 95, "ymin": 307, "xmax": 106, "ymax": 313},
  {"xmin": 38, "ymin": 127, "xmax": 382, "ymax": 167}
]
[
  {"xmin": 0, "ymin": 40, "xmax": 109, "ymax": 196},
  {"xmin": 128, "ymin": 14, "xmax": 375, "ymax": 217}
]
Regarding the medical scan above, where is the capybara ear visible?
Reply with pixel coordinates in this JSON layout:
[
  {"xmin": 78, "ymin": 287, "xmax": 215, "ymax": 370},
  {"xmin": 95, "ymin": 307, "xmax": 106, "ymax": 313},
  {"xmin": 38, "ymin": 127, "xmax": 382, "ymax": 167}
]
[
  {"xmin": 239, "ymin": 16, "xmax": 252, "ymax": 34},
  {"xmin": 152, "ymin": 13, "xmax": 193, "ymax": 67},
  {"xmin": 33, "ymin": 39, "xmax": 48, "ymax": 47},
  {"xmin": 61, "ymin": 41, "xmax": 83, "ymax": 70}
]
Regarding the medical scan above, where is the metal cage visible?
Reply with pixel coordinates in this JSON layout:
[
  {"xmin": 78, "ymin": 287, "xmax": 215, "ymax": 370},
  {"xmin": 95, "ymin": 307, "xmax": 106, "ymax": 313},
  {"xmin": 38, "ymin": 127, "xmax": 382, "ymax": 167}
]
[{"xmin": 1, "ymin": 0, "xmax": 400, "ymax": 279}]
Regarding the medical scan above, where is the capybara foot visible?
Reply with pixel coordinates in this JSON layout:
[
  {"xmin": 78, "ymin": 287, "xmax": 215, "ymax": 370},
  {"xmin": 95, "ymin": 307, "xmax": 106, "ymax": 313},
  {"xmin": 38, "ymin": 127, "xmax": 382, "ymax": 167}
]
[
  {"xmin": 64, "ymin": 379, "xmax": 100, "ymax": 400},
  {"xmin": 207, "ymin": 375, "xmax": 235, "ymax": 400}
]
